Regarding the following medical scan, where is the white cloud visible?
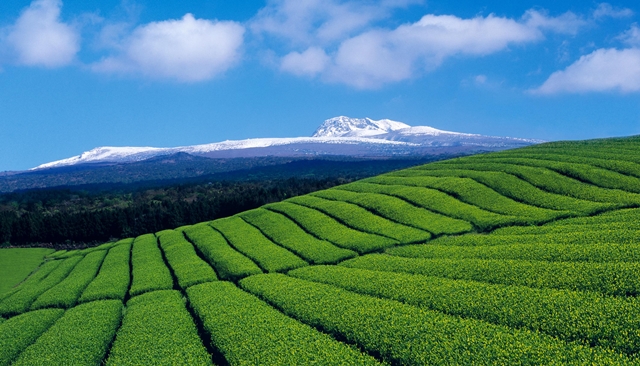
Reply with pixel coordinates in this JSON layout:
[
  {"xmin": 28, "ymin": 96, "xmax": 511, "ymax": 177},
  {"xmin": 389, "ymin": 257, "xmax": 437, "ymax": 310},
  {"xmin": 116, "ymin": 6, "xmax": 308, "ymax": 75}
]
[
  {"xmin": 593, "ymin": 3, "xmax": 634, "ymax": 19},
  {"xmin": 523, "ymin": 9, "xmax": 586, "ymax": 35},
  {"xmin": 325, "ymin": 14, "xmax": 544, "ymax": 88},
  {"xmin": 475, "ymin": 74, "xmax": 487, "ymax": 84},
  {"xmin": 259, "ymin": 3, "xmax": 589, "ymax": 88},
  {"xmin": 532, "ymin": 48, "xmax": 640, "ymax": 94},
  {"xmin": 619, "ymin": 24, "xmax": 640, "ymax": 46},
  {"xmin": 251, "ymin": 0, "xmax": 421, "ymax": 46},
  {"xmin": 4, "ymin": 0, "xmax": 79, "ymax": 68},
  {"xmin": 328, "ymin": 11, "xmax": 585, "ymax": 88},
  {"xmin": 92, "ymin": 14, "xmax": 244, "ymax": 82},
  {"xmin": 280, "ymin": 47, "xmax": 330, "ymax": 76}
]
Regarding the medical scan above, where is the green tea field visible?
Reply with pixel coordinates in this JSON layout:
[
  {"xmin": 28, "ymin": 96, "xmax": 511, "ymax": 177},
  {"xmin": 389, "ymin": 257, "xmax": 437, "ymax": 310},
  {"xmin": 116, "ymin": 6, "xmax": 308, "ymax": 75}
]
[
  {"xmin": 2, "ymin": 136, "xmax": 640, "ymax": 365},
  {"xmin": 0, "ymin": 249, "xmax": 54, "ymax": 297}
]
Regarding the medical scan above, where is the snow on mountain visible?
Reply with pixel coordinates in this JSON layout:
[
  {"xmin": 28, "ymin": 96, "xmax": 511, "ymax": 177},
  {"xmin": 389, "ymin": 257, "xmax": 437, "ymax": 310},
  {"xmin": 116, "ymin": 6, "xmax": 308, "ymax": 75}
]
[
  {"xmin": 31, "ymin": 116, "xmax": 541, "ymax": 170},
  {"xmin": 34, "ymin": 146, "xmax": 167, "ymax": 170},
  {"xmin": 182, "ymin": 136, "xmax": 414, "ymax": 154},
  {"xmin": 32, "ymin": 136, "xmax": 415, "ymax": 170},
  {"xmin": 312, "ymin": 116, "xmax": 410, "ymax": 137}
]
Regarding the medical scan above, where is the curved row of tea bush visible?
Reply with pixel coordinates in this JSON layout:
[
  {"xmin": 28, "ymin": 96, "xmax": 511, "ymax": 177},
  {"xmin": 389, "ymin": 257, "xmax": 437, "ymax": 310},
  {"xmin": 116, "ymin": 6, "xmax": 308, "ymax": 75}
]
[
  {"xmin": 388, "ymin": 168, "xmax": 612, "ymax": 214},
  {"xmin": 388, "ymin": 242, "xmax": 640, "ymax": 263},
  {"xmin": 366, "ymin": 175, "xmax": 569, "ymax": 223},
  {"xmin": 241, "ymin": 274, "xmax": 634, "ymax": 365},
  {"xmin": 342, "ymin": 254, "xmax": 640, "ymax": 296},
  {"xmin": 187, "ymin": 281, "xmax": 381, "ymax": 365},
  {"xmin": 239, "ymin": 208, "xmax": 356, "ymax": 264},
  {"xmin": 31, "ymin": 250, "xmax": 107, "ymax": 310},
  {"xmin": 265, "ymin": 202, "xmax": 398, "ymax": 253},
  {"xmin": 106, "ymin": 290, "xmax": 210, "ymax": 365},
  {"xmin": 79, "ymin": 239, "xmax": 133, "ymax": 303},
  {"xmin": 129, "ymin": 234, "xmax": 173, "ymax": 297},
  {"xmin": 0, "ymin": 257, "xmax": 81, "ymax": 316},
  {"xmin": 287, "ymin": 195, "xmax": 432, "ymax": 243},
  {"xmin": 336, "ymin": 182, "xmax": 517, "ymax": 230},
  {"xmin": 183, "ymin": 224, "xmax": 262, "ymax": 281},
  {"xmin": 157, "ymin": 230, "xmax": 217, "ymax": 289},
  {"xmin": 288, "ymin": 265, "xmax": 640, "ymax": 356},
  {"xmin": 12, "ymin": 300, "xmax": 122, "ymax": 366},
  {"xmin": 210, "ymin": 216, "xmax": 307, "ymax": 273},
  {"xmin": 310, "ymin": 188, "xmax": 472, "ymax": 235}
]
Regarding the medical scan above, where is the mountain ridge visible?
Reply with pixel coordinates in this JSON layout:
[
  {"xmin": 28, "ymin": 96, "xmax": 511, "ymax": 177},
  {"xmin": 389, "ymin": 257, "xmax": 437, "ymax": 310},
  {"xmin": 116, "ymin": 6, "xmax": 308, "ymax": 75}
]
[{"xmin": 31, "ymin": 116, "xmax": 542, "ymax": 171}]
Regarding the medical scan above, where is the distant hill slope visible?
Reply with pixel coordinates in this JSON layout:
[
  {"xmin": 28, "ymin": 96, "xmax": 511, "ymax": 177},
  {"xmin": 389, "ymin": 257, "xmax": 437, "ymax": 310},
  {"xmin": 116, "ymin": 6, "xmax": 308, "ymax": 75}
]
[
  {"xmin": 2, "ymin": 135, "xmax": 640, "ymax": 364},
  {"xmin": 0, "ymin": 155, "xmax": 445, "ymax": 193},
  {"xmin": 2, "ymin": 116, "xmax": 541, "ymax": 193}
]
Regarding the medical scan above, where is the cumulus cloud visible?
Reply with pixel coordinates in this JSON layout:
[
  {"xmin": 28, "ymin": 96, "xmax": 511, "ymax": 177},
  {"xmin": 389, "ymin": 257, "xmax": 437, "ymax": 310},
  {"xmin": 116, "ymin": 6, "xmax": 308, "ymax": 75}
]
[
  {"xmin": 325, "ymin": 14, "xmax": 545, "ymax": 88},
  {"xmin": 4, "ymin": 0, "xmax": 79, "ymax": 68},
  {"xmin": 253, "ymin": 0, "xmax": 590, "ymax": 89},
  {"xmin": 92, "ymin": 14, "xmax": 244, "ymax": 82},
  {"xmin": 532, "ymin": 48, "xmax": 640, "ymax": 94},
  {"xmin": 269, "ymin": 9, "xmax": 583, "ymax": 88},
  {"xmin": 593, "ymin": 3, "xmax": 634, "ymax": 19},
  {"xmin": 280, "ymin": 47, "xmax": 330, "ymax": 76},
  {"xmin": 251, "ymin": 0, "xmax": 422, "ymax": 46}
]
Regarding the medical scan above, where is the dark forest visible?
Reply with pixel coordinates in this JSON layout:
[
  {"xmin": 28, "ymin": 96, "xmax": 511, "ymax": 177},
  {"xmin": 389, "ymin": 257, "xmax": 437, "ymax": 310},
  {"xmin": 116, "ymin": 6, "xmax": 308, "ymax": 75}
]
[{"xmin": 0, "ymin": 178, "xmax": 352, "ymax": 248}]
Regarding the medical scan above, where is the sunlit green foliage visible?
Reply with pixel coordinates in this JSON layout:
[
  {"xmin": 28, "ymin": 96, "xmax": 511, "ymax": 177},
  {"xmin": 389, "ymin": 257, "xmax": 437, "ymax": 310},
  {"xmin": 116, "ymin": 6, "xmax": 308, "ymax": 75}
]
[
  {"xmin": 312, "ymin": 188, "xmax": 472, "ymax": 235},
  {"xmin": 338, "ymin": 182, "xmax": 515, "ymax": 230},
  {"xmin": 79, "ymin": 239, "xmax": 133, "ymax": 302},
  {"xmin": 287, "ymin": 195, "xmax": 432, "ymax": 243},
  {"xmin": 7, "ymin": 136, "xmax": 640, "ymax": 364},
  {"xmin": 389, "ymin": 168, "xmax": 610, "ymax": 214},
  {"xmin": 188, "ymin": 281, "xmax": 380, "ymax": 365},
  {"xmin": 289, "ymin": 265, "xmax": 640, "ymax": 356},
  {"xmin": 545, "ymin": 208, "xmax": 640, "ymax": 226},
  {"xmin": 426, "ymin": 161, "xmax": 640, "ymax": 205},
  {"xmin": 0, "ymin": 256, "xmax": 81, "ymax": 316},
  {"xmin": 0, "ymin": 248, "xmax": 54, "ymax": 297},
  {"xmin": 389, "ymin": 242, "xmax": 640, "ymax": 263},
  {"xmin": 342, "ymin": 254, "xmax": 640, "ymax": 296},
  {"xmin": 241, "ymin": 274, "xmax": 633, "ymax": 365},
  {"xmin": 156, "ymin": 230, "xmax": 217, "ymax": 288},
  {"xmin": 13, "ymin": 300, "xmax": 122, "ymax": 366},
  {"xmin": 31, "ymin": 250, "xmax": 107, "ymax": 310},
  {"xmin": 183, "ymin": 223, "xmax": 261, "ymax": 281},
  {"xmin": 367, "ymin": 175, "xmax": 568, "ymax": 223},
  {"xmin": 423, "ymin": 230, "xmax": 640, "ymax": 247},
  {"xmin": 210, "ymin": 216, "xmax": 307, "ymax": 272},
  {"xmin": 0, "ymin": 309, "xmax": 64, "ymax": 366},
  {"xmin": 0, "ymin": 258, "xmax": 60, "ymax": 302},
  {"xmin": 129, "ymin": 234, "xmax": 173, "ymax": 297},
  {"xmin": 240, "ymin": 208, "xmax": 356, "ymax": 264},
  {"xmin": 106, "ymin": 290, "xmax": 210, "ymax": 365},
  {"xmin": 481, "ymin": 151, "xmax": 640, "ymax": 178},
  {"xmin": 265, "ymin": 201, "xmax": 397, "ymax": 253},
  {"xmin": 472, "ymin": 157, "xmax": 640, "ymax": 193}
]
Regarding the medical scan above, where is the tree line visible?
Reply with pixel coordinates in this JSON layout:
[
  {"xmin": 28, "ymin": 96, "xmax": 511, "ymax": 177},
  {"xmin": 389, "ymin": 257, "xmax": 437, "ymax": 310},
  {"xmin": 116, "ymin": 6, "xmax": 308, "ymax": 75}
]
[{"xmin": 0, "ymin": 178, "xmax": 351, "ymax": 248}]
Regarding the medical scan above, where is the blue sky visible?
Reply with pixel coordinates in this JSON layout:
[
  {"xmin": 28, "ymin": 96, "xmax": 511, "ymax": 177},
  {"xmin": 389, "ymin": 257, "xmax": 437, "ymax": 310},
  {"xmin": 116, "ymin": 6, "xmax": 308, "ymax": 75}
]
[{"xmin": 0, "ymin": 0, "xmax": 639, "ymax": 171}]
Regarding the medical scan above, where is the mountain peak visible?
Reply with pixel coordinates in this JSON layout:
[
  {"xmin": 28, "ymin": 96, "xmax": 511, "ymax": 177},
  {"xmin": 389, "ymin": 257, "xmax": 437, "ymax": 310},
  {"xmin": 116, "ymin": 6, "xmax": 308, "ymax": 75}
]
[
  {"xmin": 30, "ymin": 116, "xmax": 541, "ymax": 171},
  {"xmin": 312, "ymin": 116, "xmax": 411, "ymax": 138}
]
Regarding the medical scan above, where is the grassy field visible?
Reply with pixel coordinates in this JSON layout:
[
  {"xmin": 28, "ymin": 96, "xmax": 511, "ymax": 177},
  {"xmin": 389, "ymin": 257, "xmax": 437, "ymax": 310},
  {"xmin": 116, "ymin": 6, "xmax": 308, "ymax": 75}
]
[
  {"xmin": 0, "ymin": 248, "xmax": 53, "ymax": 296},
  {"xmin": 2, "ymin": 136, "xmax": 640, "ymax": 364}
]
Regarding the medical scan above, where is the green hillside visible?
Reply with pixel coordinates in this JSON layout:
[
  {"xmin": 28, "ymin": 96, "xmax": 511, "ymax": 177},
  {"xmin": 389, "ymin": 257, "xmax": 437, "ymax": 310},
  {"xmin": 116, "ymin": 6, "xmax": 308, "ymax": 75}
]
[
  {"xmin": 0, "ymin": 249, "xmax": 54, "ymax": 297},
  {"xmin": 2, "ymin": 136, "xmax": 640, "ymax": 365}
]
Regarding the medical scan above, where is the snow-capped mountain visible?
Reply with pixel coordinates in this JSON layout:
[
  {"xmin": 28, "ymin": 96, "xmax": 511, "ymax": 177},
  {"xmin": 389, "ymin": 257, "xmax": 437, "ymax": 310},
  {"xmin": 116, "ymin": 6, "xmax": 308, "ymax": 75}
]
[
  {"xmin": 312, "ymin": 117, "xmax": 411, "ymax": 137},
  {"xmin": 32, "ymin": 117, "xmax": 542, "ymax": 170}
]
